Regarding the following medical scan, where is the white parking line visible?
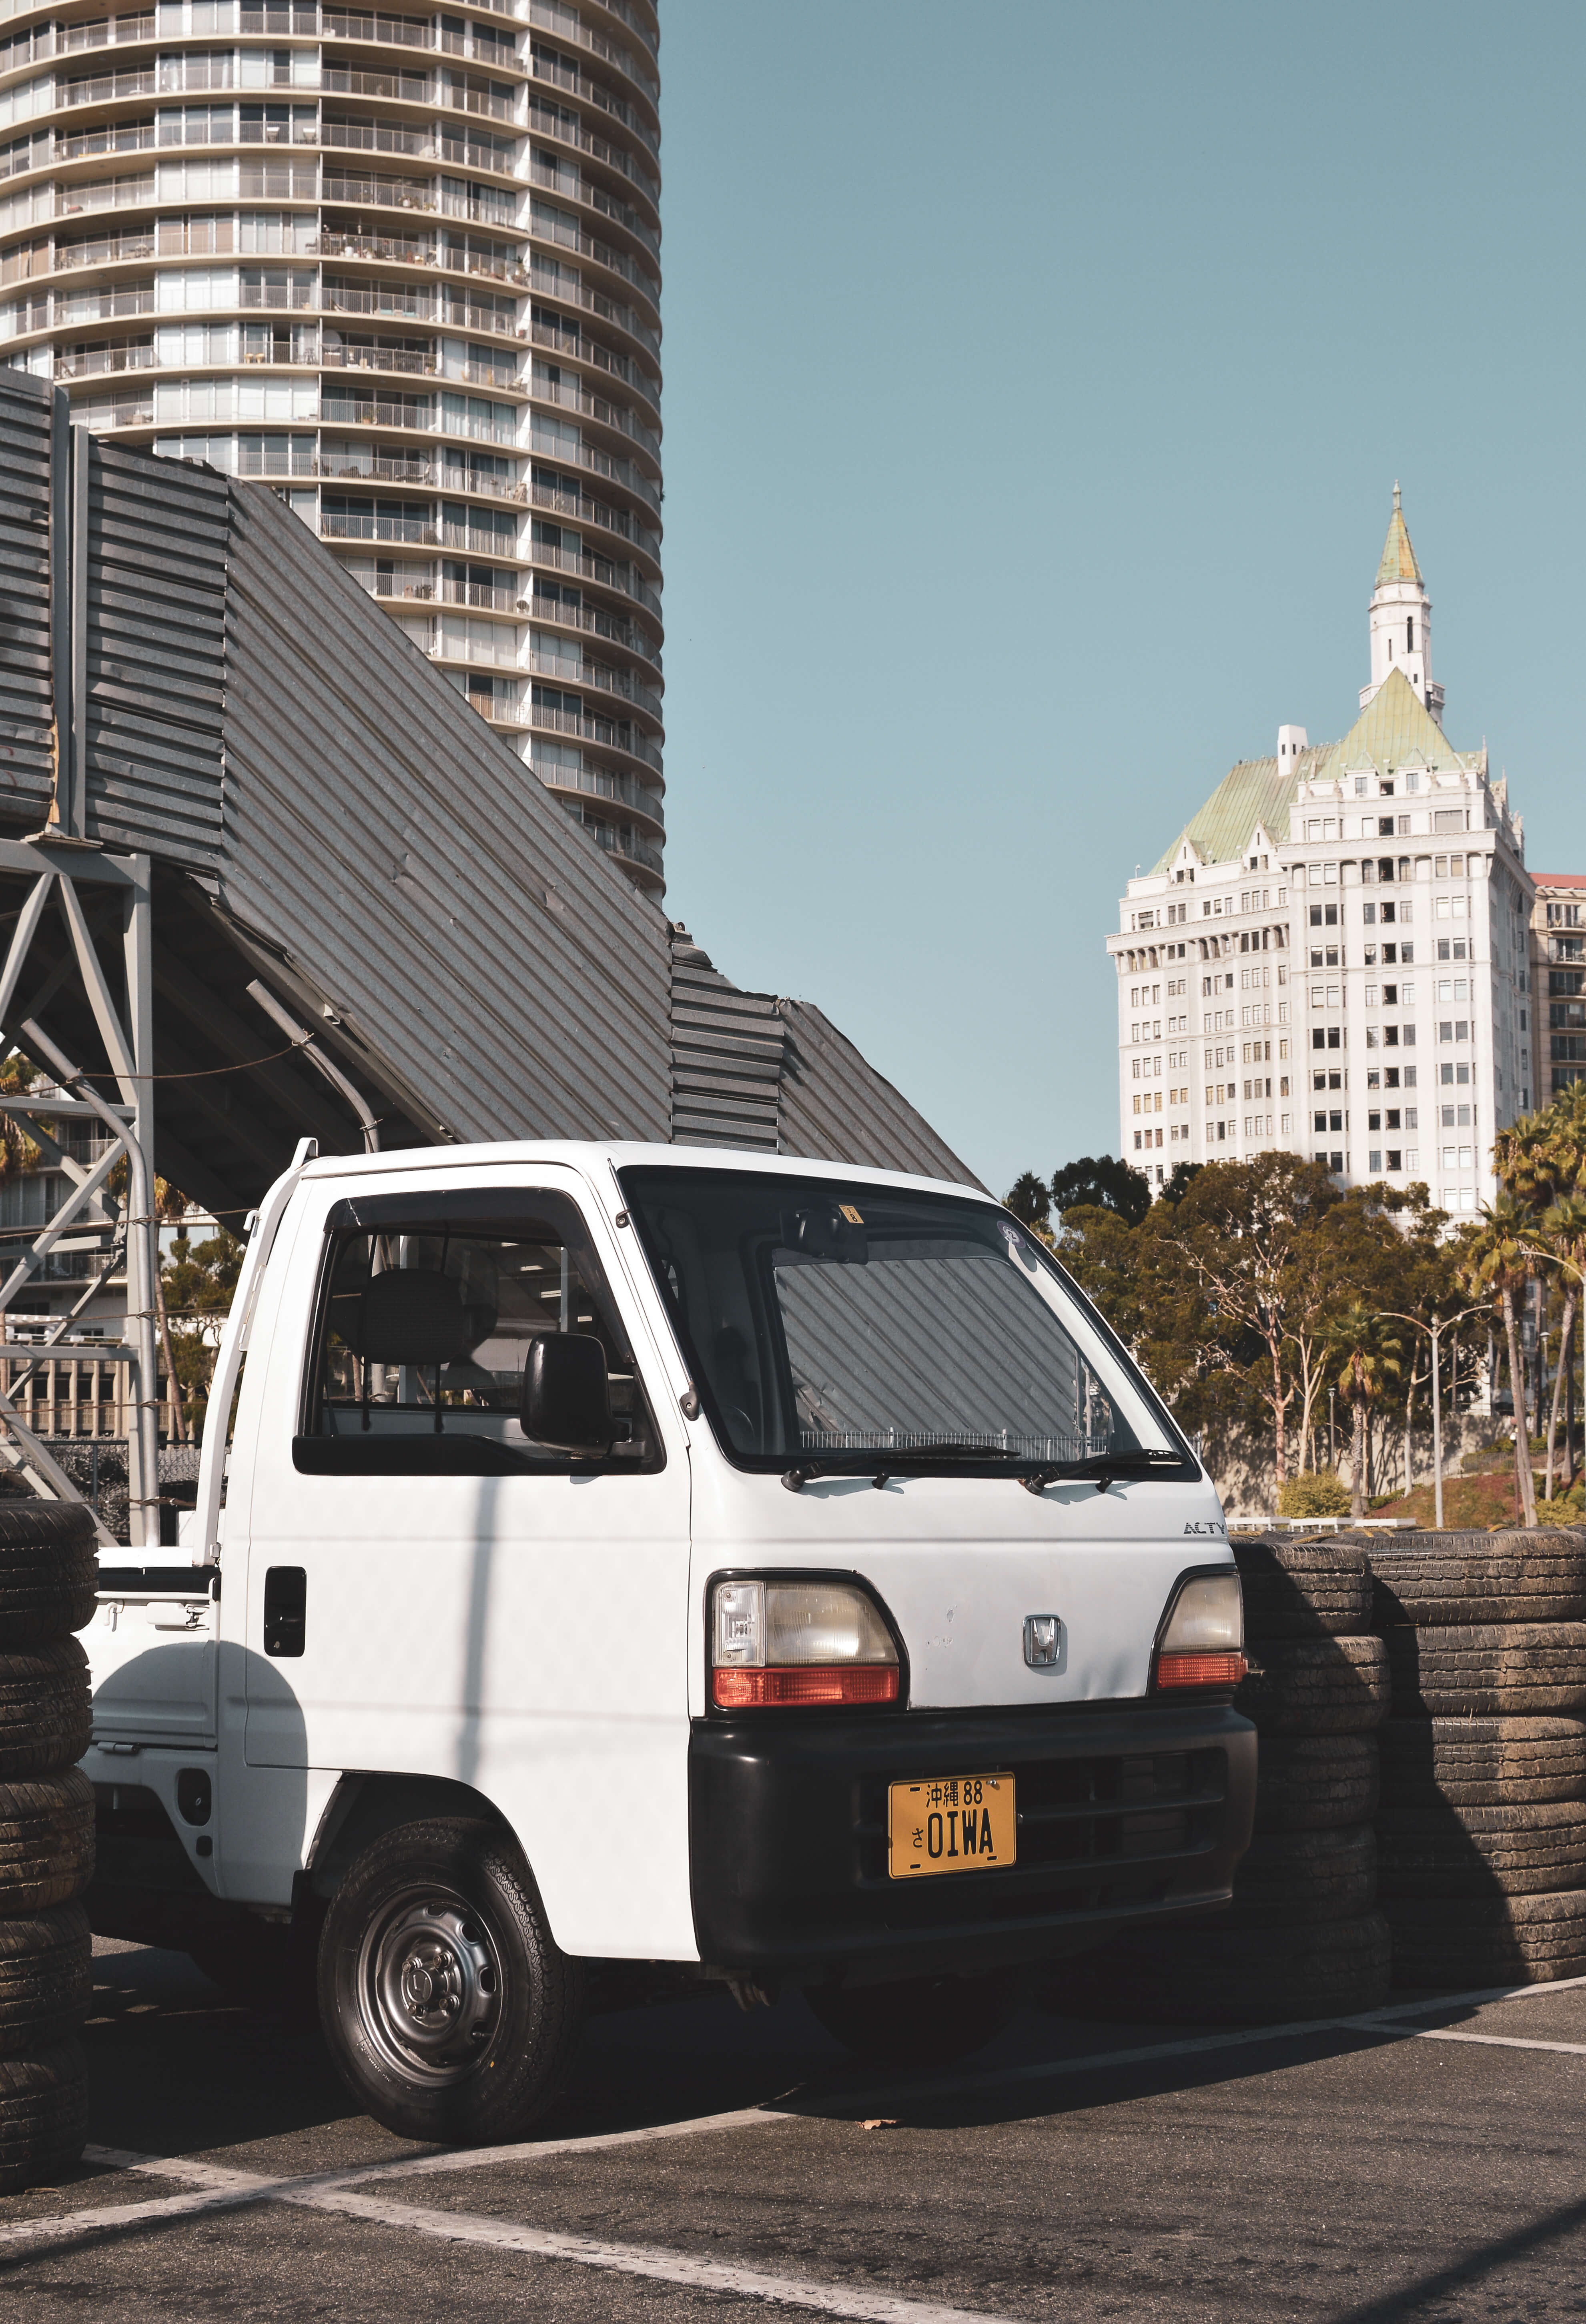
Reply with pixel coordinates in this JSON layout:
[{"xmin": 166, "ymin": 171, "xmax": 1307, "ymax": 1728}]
[{"xmin": 11, "ymin": 1975, "xmax": 1579, "ymax": 2298}]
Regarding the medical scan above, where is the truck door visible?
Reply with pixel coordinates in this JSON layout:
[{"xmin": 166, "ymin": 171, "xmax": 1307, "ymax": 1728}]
[{"xmin": 239, "ymin": 1168, "xmax": 694, "ymax": 1961}]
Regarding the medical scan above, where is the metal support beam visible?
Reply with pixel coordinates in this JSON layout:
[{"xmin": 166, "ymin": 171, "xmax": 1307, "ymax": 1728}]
[{"xmin": 247, "ymin": 981, "xmax": 381, "ymax": 1152}]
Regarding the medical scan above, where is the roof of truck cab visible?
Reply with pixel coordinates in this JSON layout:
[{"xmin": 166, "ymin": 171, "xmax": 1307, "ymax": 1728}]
[{"xmin": 295, "ymin": 1140, "xmax": 992, "ymax": 1206}]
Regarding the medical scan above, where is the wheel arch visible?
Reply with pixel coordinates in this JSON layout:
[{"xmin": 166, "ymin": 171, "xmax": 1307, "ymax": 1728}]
[{"xmin": 304, "ymin": 1772, "xmax": 521, "ymax": 1901}]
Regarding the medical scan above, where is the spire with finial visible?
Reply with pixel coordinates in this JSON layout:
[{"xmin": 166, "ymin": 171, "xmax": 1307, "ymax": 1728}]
[{"xmin": 1376, "ymin": 482, "xmax": 1422, "ymax": 588}]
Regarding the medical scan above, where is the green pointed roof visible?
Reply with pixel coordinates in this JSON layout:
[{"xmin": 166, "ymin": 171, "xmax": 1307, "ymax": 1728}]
[
  {"xmin": 1148, "ymin": 744, "xmax": 1332, "ymax": 875},
  {"xmin": 1375, "ymin": 484, "xmax": 1422, "ymax": 587},
  {"xmin": 1319, "ymin": 665, "xmax": 1468, "ymax": 779}
]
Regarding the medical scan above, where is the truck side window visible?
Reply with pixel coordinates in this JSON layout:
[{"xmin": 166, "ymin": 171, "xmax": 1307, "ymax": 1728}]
[{"xmin": 295, "ymin": 1189, "xmax": 660, "ymax": 1476}]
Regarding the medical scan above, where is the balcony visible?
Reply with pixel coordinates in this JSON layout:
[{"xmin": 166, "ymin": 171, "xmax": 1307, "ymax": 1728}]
[
  {"xmin": 56, "ymin": 122, "xmax": 156, "ymax": 161},
  {"xmin": 533, "ymin": 369, "xmax": 660, "ymax": 467},
  {"xmin": 323, "ymin": 120, "xmax": 437, "ymax": 162},
  {"xmin": 529, "ymin": 481, "xmax": 658, "ymax": 563},
  {"xmin": 527, "ymin": 261, "xmax": 658, "ymax": 363},
  {"xmin": 321, "ymin": 170, "xmax": 436, "ymax": 212},
  {"xmin": 53, "ymin": 15, "xmax": 157, "ymax": 57},
  {"xmin": 537, "ymin": 756, "xmax": 663, "ymax": 827},
  {"xmin": 320, "ymin": 66, "xmax": 432, "ymax": 103},
  {"xmin": 527, "ymin": 0, "xmax": 659, "ymax": 107},
  {"xmin": 527, "ymin": 540, "xmax": 659, "ymax": 618},
  {"xmin": 61, "ymin": 69, "xmax": 158, "ymax": 106},
  {"xmin": 53, "ymin": 174, "xmax": 156, "ymax": 218},
  {"xmin": 321, "ymin": 509, "xmax": 440, "ymax": 545},
  {"xmin": 49, "ymin": 230, "xmax": 156, "ymax": 270},
  {"xmin": 528, "ymin": 699, "xmax": 661, "ymax": 771},
  {"xmin": 527, "ymin": 96, "xmax": 658, "ymax": 208},
  {"xmin": 54, "ymin": 340, "xmax": 155, "ymax": 379},
  {"xmin": 581, "ymin": 815, "xmax": 664, "ymax": 881},
  {"xmin": 525, "ymin": 648, "xmax": 660, "ymax": 720},
  {"xmin": 520, "ymin": 589, "xmax": 659, "ymax": 671},
  {"xmin": 321, "ymin": 343, "xmax": 441, "ymax": 378},
  {"xmin": 526, "ymin": 158, "xmax": 659, "ymax": 264},
  {"xmin": 527, "ymin": 204, "xmax": 659, "ymax": 311},
  {"xmin": 527, "ymin": 318, "xmax": 659, "ymax": 422}
]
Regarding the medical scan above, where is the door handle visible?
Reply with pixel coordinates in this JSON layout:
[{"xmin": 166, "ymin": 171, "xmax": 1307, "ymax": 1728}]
[{"xmin": 264, "ymin": 1565, "xmax": 306, "ymax": 1658}]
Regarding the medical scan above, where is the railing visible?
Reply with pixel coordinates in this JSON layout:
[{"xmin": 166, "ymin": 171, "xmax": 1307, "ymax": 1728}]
[
  {"xmin": 529, "ymin": 481, "xmax": 656, "ymax": 560},
  {"xmin": 532, "ymin": 367, "xmax": 659, "ymax": 463},
  {"xmin": 527, "ymin": 95, "xmax": 658, "ymax": 206},
  {"xmin": 526, "ymin": 539, "xmax": 658, "ymax": 615},
  {"xmin": 537, "ymin": 756, "xmax": 663, "ymax": 823},
  {"xmin": 322, "ymin": 170, "xmax": 435, "ymax": 210},
  {"xmin": 54, "ymin": 340, "xmax": 154, "ymax": 377},
  {"xmin": 441, "ymin": 521, "xmax": 520, "ymax": 553},
  {"xmin": 56, "ymin": 122, "xmax": 156, "ymax": 160},
  {"xmin": 526, "ymin": 647, "xmax": 660, "ymax": 717},
  {"xmin": 324, "ymin": 281, "xmax": 522, "ymax": 336},
  {"xmin": 520, "ymin": 590, "xmax": 659, "ymax": 666},
  {"xmin": 321, "ymin": 391, "xmax": 434, "ymax": 424},
  {"xmin": 582, "ymin": 816, "xmax": 663, "ymax": 877},
  {"xmin": 527, "ymin": 156, "xmax": 658, "ymax": 262},
  {"xmin": 426, "ymin": 632, "xmax": 519, "ymax": 669},
  {"xmin": 323, "ymin": 120, "xmax": 435, "ymax": 160},
  {"xmin": 322, "ymin": 10, "xmax": 437, "ymax": 52},
  {"xmin": 528, "ymin": 204, "xmax": 659, "ymax": 306},
  {"xmin": 321, "ymin": 343, "xmax": 440, "ymax": 376},
  {"xmin": 50, "ymin": 231, "xmax": 155, "ymax": 268},
  {"xmin": 54, "ymin": 174, "xmax": 156, "ymax": 217},
  {"xmin": 60, "ymin": 68, "xmax": 157, "ymax": 105},
  {"xmin": 320, "ymin": 510, "xmax": 440, "ymax": 544},
  {"xmin": 52, "ymin": 15, "xmax": 157, "ymax": 58},
  {"xmin": 316, "ymin": 451, "xmax": 435, "ymax": 483},
  {"xmin": 320, "ymin": 66, "xmax": 432, "ymax": 102},
  {"xmin": 527, "ymin": 0, "xmax": 659, "ymax": 108},
  {"xmin": 527, "ymin": 260, "xmax": 658, "ymax": 361},
  {"xmin": 49, "ymin": 286, "xmax": 155, "ymax": 321},
  {"xmin": 527, "ymin": 317, "xmax": 658, "ymax": 417},
  {"xmin": 528, "ymin": 699, "xmax": 659, "ymax": 767}
]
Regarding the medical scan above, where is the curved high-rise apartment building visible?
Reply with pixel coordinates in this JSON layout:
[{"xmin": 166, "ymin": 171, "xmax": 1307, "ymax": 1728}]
[{"xmin": 0, "ymin": 0, "xmax": 664, "ymax": 892}]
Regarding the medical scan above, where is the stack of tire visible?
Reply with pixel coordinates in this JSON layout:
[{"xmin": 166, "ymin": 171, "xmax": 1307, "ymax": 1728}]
[
  {"xmin": 1066, "ymin": 1535, "xmax": 1392, "ymax": 2024},
  {"xmin": 1363, "ymin": 1529, "xmax": 1586, "ymax": 1991},
  {"xmin": 0, "ymin": 1504, "xmax": 98, "ymax": 2192}
]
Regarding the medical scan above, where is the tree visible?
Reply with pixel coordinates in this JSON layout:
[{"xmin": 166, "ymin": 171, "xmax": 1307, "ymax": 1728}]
[
  {"xmin": 1051, "ymin": 1155, "xmax": 1151, "ymax": 1228},
  {"xmin": 1464, "ymin": 1192, "xmax": 1540, "ymax": 1528},
  {"xmin": 1162, "ymin": 1161, "xmax": 1204, "ymax": 1206},
  {"xmin": 1325, "ymin": 1300, "xmax": 1404, "ymax": 1518},
  {"xmin": 1495, "ymin": 1084, "xmax": 1586, "ymax": 1498},
  {"xmin": 162, "ymin": 1224, "xmax": 245, "ymax": 1429},
  {"xmin": 1003, "ymin": 1172, "xmax": 1052, "ymax": 1232},
  {"xmin": 1538, "ymin": 1193, "xmax": 1586, "ymax": 1497},
  {"xmin": 0, "ymin": 1051, "xmax": 42, "ymax": 1186}
]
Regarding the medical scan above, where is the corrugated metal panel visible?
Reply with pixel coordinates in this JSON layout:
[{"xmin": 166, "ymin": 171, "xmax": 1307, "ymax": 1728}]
[
  {"xmin": 217, "ymin": 477, "xmax": 674, "ymax": 1154},
  {"xmin": 776, "ymin": 998, "xmax": 979, "ymax": 1186},
  {"xmin": 84, "ymin": 438, "xmax": 228, "ymax": 867},
  {"xmin": 0, "ymin": 373, "xmax": 56, "ymax": 821},
  {"xmin": 670, "ymin": 943, "xmax": 784, "ymax": 1149}
]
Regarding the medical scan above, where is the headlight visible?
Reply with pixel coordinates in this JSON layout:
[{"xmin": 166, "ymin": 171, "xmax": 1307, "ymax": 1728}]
[
  {"xmin": 1154, "ymin": 1570, "xmax": 1247, "ymax": 1691},
  {"xmin": 711, "ymin": 1577, "xmax": 900, "ymax": 1708}
]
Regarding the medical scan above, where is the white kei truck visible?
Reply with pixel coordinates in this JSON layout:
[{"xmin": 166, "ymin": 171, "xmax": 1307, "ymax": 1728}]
[{"xmin": 84, "ymin": 1141, "xmax": 1255, "ymax": 2142}]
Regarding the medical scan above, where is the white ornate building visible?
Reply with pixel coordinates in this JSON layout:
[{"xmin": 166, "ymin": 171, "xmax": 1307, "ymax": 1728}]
[{"xmin": 1111, "ymin": 491, "xmax": 1534, "ymax": 1213}]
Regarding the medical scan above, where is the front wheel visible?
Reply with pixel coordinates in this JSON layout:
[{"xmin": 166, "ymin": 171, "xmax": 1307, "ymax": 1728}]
[
  {"xmin": 805, "ymin": 1968, "xmax": 1017, "ymax": 2068},
  {"xmin": 317, "ymin": 1818, "xmax": 583, "ymax": 2144}
]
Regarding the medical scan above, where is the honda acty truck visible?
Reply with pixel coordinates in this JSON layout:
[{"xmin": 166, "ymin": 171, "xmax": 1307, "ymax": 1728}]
[{"xmin": 84, "ymin": 1141, "xmax": 1254, "ymax": 2142}]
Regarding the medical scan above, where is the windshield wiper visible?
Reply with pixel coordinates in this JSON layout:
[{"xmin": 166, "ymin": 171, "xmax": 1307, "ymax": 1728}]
[
  {"xmin": 1022, "ymin": 1450, "xmax": 1186, "ymax": 1496},
  {"xmin": 782, "ymin": 1443, "xmax": 1019, "ymax": 1491}
]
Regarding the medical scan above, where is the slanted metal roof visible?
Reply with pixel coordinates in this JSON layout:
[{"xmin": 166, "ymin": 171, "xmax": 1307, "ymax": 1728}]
[{"xmin": 0, "ymin": 371, "xmax": 973, "ymax": 1218}]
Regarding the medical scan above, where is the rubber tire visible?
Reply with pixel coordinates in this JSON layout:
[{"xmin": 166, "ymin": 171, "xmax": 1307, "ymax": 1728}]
[
  {"xmin": 0, "ymin": 2041, "xmax": 88, "ymax": 2193},
  {"xmin": 317, "ymin": 1817, "xmax": 583, "ymax": 2145},
  {"xmin": 1383, "ymin": 1623, "xmax": 1586, "ymax": 1718},
  {"xmin": 804, "ymin": 1970, "xmax": 1017, "ymax": 2069},
  {"xmin": 0, "ymin": 1504, "xmax": 97, "ymax": 1650},
  {"xmin": 1379, "ymin": 1717, "xmax": 1586, "ymax": 1809},
  {"xmin": 1375, "ymin": 1798, "xmax": 1586, "ymax": 1899},
  {"xmin": 1366, "ymin": 1532, "xmax": 1586, "ymax": 1627},
  {"xmin": 0, "ymin": 1769, "xmax": 94, "ymax": 1913},
  {"xmin": 1231, "ymin": 1535, "xmax": 1371, "ymax": 1639},
  {"xmin": 188, "ymin": 1919, "xmax": 289, "ymax": 2008},
  {"xmin": 1058, "ymin": 1911, "xmax": 1391, "ymax": 2026},
  {"xmin": 1255, "ymin": 1735, "xmax": 1381, "ymax": 1831},
  {"xmin": 0, "ymin": 1641, "xmax": 91, "ymax": 1780},
  {"xmin": 0, "ymin": 1906, "xmax": 91, "ymax": 2056},
  {"xmin": 1235, "ymin": 1635, "xmax": 1390, "ymax": 1735},
  {"xmin": 1385, "ymin": 1889, "xmax": 1586, "ymax": 1990},
  {"xmin": 1228, "ymin": 1823, "xmax": 1376, "ymax": 1926}
]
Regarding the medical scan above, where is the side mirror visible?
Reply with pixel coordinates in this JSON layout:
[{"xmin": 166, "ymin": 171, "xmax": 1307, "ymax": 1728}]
[{"xmin": 522, "ymin": 1333, "xmax": 613, "ymax": 1459}]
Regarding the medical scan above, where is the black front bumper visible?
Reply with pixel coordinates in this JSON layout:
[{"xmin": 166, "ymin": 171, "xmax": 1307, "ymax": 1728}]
[{"xmin": 689, "ymin": 1697, "xmax": 1256, "ymax": 1985}]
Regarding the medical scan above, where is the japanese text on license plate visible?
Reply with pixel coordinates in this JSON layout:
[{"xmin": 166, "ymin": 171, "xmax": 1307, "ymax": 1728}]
[{"xmin": 887, "ymin": 1773, "xmax": 1016, "ymax": 1880}]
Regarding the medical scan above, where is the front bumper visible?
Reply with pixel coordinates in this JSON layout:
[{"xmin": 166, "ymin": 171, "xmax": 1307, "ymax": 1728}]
[{"xmin": 689, "ymin": 1697, "xmax": 1256, "ymax": 1985}]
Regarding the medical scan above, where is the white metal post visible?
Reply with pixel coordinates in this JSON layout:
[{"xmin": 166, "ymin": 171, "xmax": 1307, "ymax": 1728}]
[
  {"xmin": 123, "ymin": 857, "xmax": 158, "ymax": 1547},
  {"xmin": 1431, "ymin": 1312, "xmax": 1444, "ymax": 1530}
]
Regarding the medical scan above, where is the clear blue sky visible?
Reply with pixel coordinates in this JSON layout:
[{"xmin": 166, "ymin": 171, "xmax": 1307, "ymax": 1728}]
[{"xmin": 656, "ymin": 1, "xmax": 1583, "ymax": 1196}]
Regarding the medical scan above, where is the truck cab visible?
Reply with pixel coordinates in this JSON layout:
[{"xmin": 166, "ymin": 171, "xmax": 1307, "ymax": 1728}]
[{"xmin": 84, "ymin": 1140, "xmax": 1255, "ymax": 2141}]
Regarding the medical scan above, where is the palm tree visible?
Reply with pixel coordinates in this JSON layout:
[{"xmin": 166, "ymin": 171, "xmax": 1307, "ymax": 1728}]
[
  {"xmin": 1465, "ymin": 1193, "xmax": 1539, "ymax": 1528},
  {"xmin": 1538, "ymin": 1192, "xmax": 1586, "ymax": 1497},
  {"xmin": 1325, "ymin": 1300, "xmax": 1404, "ymax": 1519},
  {"xmin": 152, "ymin": 1177, "xmax": 192, "ymax": 1446}
]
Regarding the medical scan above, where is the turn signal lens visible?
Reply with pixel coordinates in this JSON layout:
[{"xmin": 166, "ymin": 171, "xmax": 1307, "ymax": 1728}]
[
  {"xmin": 1155, "ymin": 1571, "xmax": 1246, "ymax": 1690},
  {"xmin": 711, "ymin": 1578, "xmax": 899, "ymax": 1709},
  {"xmin": 712, "ymin": 1665, "xmax": 900, "ymax": 1709}
]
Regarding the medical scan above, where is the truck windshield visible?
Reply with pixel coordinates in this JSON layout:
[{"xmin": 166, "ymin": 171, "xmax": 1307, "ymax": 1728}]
[{"xmin": 618, "ymin": 1167, "xmax": 1185, "ymax": 1475}]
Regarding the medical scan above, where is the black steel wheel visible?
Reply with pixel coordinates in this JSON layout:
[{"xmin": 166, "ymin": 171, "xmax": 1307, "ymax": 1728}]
[
  {"xmin": 317, "ymin": 1817, "xmax": 583, "ymax": 2144},
  {"xmin": 805, "ymin": 1969, "xmax": 1016, "ymax": 2068}
]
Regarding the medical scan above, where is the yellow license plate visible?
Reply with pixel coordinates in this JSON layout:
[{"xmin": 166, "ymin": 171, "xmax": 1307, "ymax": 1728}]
[{"xmin": 888, "ymin": 1773, "xmax": 1017, "ymax": 1881}]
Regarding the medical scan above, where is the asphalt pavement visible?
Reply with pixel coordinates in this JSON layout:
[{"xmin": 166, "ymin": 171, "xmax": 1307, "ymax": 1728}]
[{"xmin": 3, "ymin": 1939, "xmax": 1586, "ymax": 2320}]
